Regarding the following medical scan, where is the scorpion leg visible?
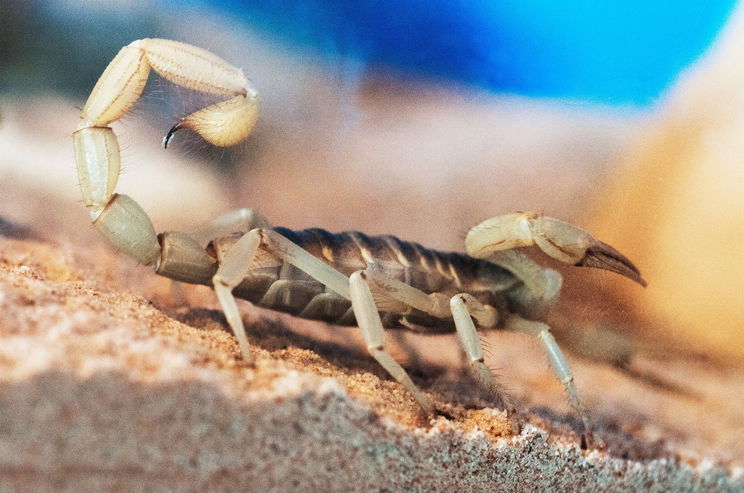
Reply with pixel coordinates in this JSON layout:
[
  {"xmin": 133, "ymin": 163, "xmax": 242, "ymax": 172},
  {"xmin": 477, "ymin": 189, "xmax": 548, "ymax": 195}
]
[
  {"xmin": 480, "ymin": 249, "xmax": 563, "ymax": 319},
  {"xmin": 159, "ymin": 208, "xmax": 270, "ymax": 306},
  {"xmin": 186, "ymin": 208, "xmax": 270, "ymax": 246},
  {"xmin": 297, "ymin": 292, "xmax": 349, "ymax": 320},
  {"xmin": 212, "ymin": 230, "xmax": 263, "ymax": 361},
  {"xmin": 449, "ymin": 294, "xmax": 519, "ymax": 431},
  {"xmin": 465, "ymin": 212, "xmax": 646, "ymax": 286},
  {"xmin": 212, "ymin": 228, "xmax": 332, "ymax": 361},
  {"xmin": 258, "ymin": 280, "xmax": 323, "ymax": 309},
  {"xmin": 213, "ymin": 229, "xmax": 435, "ymax": 413},
  {"xmin": 349, "ymin": 272, "xmax": 435, "ymax": 414},
  {"xmin": 505, "ymin": 315, "xmax": 602, "ymax": 449},
  {"xmin": 360, "ymin": 270, "xmax": 496, "ymax": 326},
  {"xmin": 361, "ymin": 271, "xmax": 518, "ymax": 427}
]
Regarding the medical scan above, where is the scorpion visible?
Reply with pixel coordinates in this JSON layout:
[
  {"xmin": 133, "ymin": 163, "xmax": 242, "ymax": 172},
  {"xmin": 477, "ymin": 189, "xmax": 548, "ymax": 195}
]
[{"xmin": 73, "ymin": 39, "xmax": 646, "ymax": 448}]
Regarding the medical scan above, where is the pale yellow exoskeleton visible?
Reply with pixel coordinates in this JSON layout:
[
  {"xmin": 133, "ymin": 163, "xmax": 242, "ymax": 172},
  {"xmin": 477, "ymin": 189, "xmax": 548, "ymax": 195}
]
[
  {"xmin": 74, "ymin": 38, "xmax": 259, "ymax": 265},
  {"xmin": 74, "ymin": 39, "xmax": 646, "ymax": 449}
]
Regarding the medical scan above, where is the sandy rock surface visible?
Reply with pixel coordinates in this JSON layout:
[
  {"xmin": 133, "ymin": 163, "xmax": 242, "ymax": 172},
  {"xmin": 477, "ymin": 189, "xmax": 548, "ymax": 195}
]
[{"xmin": 0, "ymin": 185, "xmax": 742, "ymax": 492}]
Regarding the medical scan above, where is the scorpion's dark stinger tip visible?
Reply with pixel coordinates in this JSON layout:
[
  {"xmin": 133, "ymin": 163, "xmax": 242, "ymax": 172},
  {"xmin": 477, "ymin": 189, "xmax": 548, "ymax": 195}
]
[
  {"xmin": 578, "ymin": 241, "xmax": 648, "ymax": 287},
  {"xmin": 162, "ymin": 121, "xmax": 183, "ymax": 149}
]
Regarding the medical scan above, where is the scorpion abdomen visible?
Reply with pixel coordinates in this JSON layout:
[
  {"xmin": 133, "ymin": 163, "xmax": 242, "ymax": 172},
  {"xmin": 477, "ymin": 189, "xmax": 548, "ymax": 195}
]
[{"xmin": 213, "ymin": 227, "xmax": 517, "ymax": 328}]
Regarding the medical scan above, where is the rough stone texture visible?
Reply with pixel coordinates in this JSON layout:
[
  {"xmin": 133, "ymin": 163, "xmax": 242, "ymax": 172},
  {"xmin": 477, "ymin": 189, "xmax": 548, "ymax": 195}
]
[{"xmin": 0, "ymin": 193, "xmax": 742, "ymax": 491}]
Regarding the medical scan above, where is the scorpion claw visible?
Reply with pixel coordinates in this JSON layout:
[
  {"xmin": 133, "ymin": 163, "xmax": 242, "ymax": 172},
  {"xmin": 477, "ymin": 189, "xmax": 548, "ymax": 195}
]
[
  {"xmin": 578, "ymin": 240, "xmax": 647, "ymax": 287},
  {"xmin": 466, "ymin": 213, "xmax": 646, "ymax": 286},
  {"xmin": 530, "ymin": 215, "xmax": 647, "ymax": 286}
]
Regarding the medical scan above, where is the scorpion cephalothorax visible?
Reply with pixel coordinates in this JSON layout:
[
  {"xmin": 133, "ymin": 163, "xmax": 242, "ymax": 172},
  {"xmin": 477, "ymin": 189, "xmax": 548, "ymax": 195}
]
[{"xmin": 74, "ymin": 39, "xmax": 645, "ymax": 448}]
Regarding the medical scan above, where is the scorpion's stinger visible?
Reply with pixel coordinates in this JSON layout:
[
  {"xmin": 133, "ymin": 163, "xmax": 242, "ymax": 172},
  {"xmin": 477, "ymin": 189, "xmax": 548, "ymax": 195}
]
[
  {"xmin": 465, "ymin": 213, "xmax": 646, "ymax": 286},
  {"xmin": 163, "ymin": 94, "xmax": 259, "ymax": 149},
  {"xmin": 163, "ymin": 122, "xmax": 182, "ymax": 149}
]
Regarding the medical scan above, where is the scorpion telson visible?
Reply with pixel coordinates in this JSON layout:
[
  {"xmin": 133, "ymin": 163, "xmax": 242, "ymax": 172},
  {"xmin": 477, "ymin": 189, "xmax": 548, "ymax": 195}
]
[{"xmin": 74, "ymin": 39, "xmax": 646, "ymax": 448}]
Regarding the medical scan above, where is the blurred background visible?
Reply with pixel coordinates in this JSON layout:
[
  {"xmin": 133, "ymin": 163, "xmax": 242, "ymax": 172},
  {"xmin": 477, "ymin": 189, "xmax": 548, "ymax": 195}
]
[{"xmin": 1, "ymin": 0, "xmax": 743, "ymax": 365}]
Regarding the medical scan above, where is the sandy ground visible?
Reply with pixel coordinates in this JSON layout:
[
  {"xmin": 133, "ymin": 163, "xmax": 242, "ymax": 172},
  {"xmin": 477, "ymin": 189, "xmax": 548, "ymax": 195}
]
[{"xmin": 0, "ymin": 169, "xmax": 742, "ymax": 491}]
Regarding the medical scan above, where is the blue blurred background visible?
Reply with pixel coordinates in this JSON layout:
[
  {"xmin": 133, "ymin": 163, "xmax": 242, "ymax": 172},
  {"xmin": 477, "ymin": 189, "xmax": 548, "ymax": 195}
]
[
  {"xmin": 212, "ymin": 0, "xmax": 736, "ymax": 105},
  {"xmin": 1, "ymin": 0, "xmax": 737, "ymax": 106}
]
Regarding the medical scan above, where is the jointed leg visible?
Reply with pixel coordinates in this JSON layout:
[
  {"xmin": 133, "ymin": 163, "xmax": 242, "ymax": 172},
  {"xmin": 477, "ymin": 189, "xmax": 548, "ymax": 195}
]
[
  {"xmin": 472, "ymin": 250, "xmax": 562, "ymax": 316},
  {"xmin": 505, "ymin": 315, "xmax": 601, "ymax": 448},
  {"xmin": 212, "ymin": 229, "xmax": 434, "ymax": 414},
  {"xmin": 297, "ymin": 292, "xmax": 349, "ymax": 320},
  {"xmin": 186, "ymin": 208, "xmax": 270, "ymax": 246},
  {"xmin": 349, "ymin": 272, "xmax": 434, "ymax": 414},
  {"xmin": 361, "ymin": 270, "xmax": 516, "ymax": 423},
  {"xmin": 450, "ymin": 295, "xmax": 518, "ymax": 430},
  {"xmin": 259, "ymin": 229, "xmax": 351, "ymax": 300},
  {"xmin": 159, "ymin": 208, "xmax": 271, "ymax": 305},
  {"xmin": 212, "ymin": 227, "xmax": 350, "ymax": 362},
  {"xmin": 361, "ymin": 270, "xmax": 497, "ymax": 327},
  {"xmin": 212, "ymin": 230, "xmax": 263, "ymax": 361}
]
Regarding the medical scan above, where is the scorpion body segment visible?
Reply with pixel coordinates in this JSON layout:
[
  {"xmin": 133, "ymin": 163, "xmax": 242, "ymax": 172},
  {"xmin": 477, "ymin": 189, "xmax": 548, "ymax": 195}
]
[
  {"xmin": 163, "ymin": 226, "xmax": 520, "ymax": 332},
  {"xmin": 75, "ymin": 39, "xmax": 646, "ymax": 449}
]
